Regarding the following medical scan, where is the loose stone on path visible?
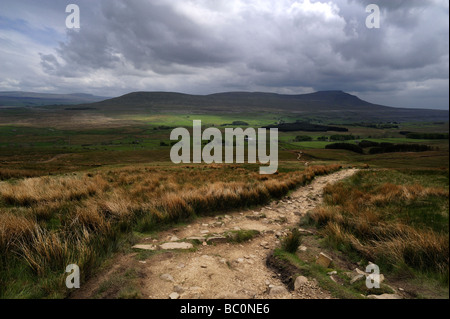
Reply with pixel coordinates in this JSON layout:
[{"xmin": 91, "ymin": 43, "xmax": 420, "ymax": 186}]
[
  {"xmin": 159, "ymin": 242, "xmax": 193, "ymax": 250},
  {"xmin": 132, "ymin": 244, "xmax": 157, "ymax": 251}
]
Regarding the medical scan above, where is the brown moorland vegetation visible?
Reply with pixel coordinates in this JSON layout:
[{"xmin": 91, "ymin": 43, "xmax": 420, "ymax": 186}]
[
  {"xmin": 0, "ymin": 163, "xmax": 341, "ymax": 298},
  {"xmin": 305, "ymin": 170, "xmax": 449, "ymax": 285}
]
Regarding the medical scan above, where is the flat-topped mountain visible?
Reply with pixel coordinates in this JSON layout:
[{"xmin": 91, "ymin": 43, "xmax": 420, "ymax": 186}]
[
  {"xmin": 72, "ymin": 90, "xmax": 447, "ymax": 122},
  {"xmin": 88, "ymin": 90, "xmax": 373, "ymax": 109}
]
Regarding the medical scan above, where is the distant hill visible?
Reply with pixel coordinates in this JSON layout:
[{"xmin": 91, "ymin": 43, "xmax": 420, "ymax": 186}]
[
  {"xmin": 72, "ymin": 90, "xmax": 448, "ymax": 122},
  {"xmin": 0, "ymin": 92, "xmax": 109, "ymax": 107}
]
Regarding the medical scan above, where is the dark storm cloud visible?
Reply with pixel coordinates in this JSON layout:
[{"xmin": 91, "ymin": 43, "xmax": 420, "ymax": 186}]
[
  {"xmin": 50, "ymin": 0, "xmax": 239, "ymax": 76},
  {"xmin": 335, "ymin": 0, "xmax": 448, "ymax": 70},
  {"xmin": 0, "ymin": 0, "xmax": 447, "ymax": 109},
  {"xmin": 352, "ymin": 0, "xmax": 437, "ymax": 10},
  {"xmin": 39, "ymin": 53, "xmax": 61, "ymax": 73}
]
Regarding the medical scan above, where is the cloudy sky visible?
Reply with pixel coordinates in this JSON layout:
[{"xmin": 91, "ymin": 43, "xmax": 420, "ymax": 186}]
[{"xmin": 0, "ymin": 0, "xmax": 448, "ymax": 109}]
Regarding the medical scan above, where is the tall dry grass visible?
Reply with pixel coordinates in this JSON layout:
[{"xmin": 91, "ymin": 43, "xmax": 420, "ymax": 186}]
[
  {"xmin": 1, "ymin": 175, "xmax": 108, "ymax": 206},
  {"xmin": 0, "ymin": 213, "xmax": 35, "ymax": 256},
  {"xmin": 0, "ymin": 163, "xmax": 341, "ymax": 297},
  {"xmin": 307, "ymin": 172, "xmax": 449, "ymax": 281}
]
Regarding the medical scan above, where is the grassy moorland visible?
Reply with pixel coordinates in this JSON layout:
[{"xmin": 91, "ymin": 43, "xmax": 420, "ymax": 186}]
[
  {"xmin": 0, "ymin": 105, "xmax": 448, "ymax": 299},
  {"xmin": 303, "ymin": 168, "xmax": 449, "ymax": 296},
  {"xmin": 0, "ymin": 118, "xmax": 448, "ymax": 177},
  {"xmin": 0, "ymin": 161, "xmax": 341, "ymax": 298}
]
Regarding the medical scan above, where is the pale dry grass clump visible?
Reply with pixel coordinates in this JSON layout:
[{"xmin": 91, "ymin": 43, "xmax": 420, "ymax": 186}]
[
  {"xmin": 264, "ymin": 179, "xmax": 290, "ymax": 198},
  {"xmin": 96, "ymin": 190, "xmax": 134, "ymax": 221},
  {"xmin": 157, "ymin": 192, "xmax": 194, "ymax": 221},
  {"xmin": 310, "ymin": 172, "xmax": 449, "ymax": 278},
  {"xmin": 370, "ymin": 183, "xmax": 449, "ymax": 205},
  {"xmin": 367, "ymin": 228, "xmax": 449, "ymax": 274},
  {"xmin": 0, "ymin": 213, "xmax": 35, "ymax": 254},
  {"xmin": 0, "ymin": 175, "xmax": 108, "ymax": 206},
  {"xmin": 17, "ymin": 226, "xmax": 72, "ymax": 276},
  {"xmin": 16, "ymin": 226, "xmax": 97, "ymax": 276},
  {"xmin": 29, "ymin": 200, "xmax": 72, "ymax": 222},
  {"xmin": 321, "ymin": 221, "xmax": 364, "ymax": 251},
  {"xmin": 318, "ymin": 211, "xmax": 449, "ymax": 276},
  {"xmin": 71, "ymin": 205, "xmax": 111, "ymax": 232}
]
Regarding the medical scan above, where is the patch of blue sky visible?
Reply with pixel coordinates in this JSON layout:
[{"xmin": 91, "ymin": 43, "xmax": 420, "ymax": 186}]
[{"xmin": 0, "ymin": 15, "xmax": 63, "ymax": 47}]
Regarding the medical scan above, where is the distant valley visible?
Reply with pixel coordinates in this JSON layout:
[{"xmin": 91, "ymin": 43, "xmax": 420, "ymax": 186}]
[{"xmin": 0, "ymin": 91, "xmax": 109, "ymax": 107}]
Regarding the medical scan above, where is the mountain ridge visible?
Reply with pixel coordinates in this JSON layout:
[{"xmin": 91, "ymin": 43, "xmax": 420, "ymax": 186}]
[
  {"xmin": 0, "ymin": 91, "xmax": 109, "ymax": 107},
  {"xmin": 2, "ymin": 90, "xmax": 447, "ymax": 122},
  {"xmin": 71, "ymin": 90, "xmax": 449, "ymax": 122},
  {"xmin": 88, "ymin": 90, "xmax": 391, "ymax": 109}
]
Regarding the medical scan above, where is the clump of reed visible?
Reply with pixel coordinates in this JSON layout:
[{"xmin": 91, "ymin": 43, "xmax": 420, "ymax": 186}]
[
  {"xmin": 307, "ymin": 170, "xmax": 449, "ymax": 283},
  {"xmin": 281, "ymin": 228, "xmax": 303, "ymax": 253}
]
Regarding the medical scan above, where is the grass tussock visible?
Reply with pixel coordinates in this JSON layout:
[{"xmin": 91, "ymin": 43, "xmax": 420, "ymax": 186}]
[
  {"xmin": 281, "ymin": 228, "xmax": 303, "ymax": 253},
  {"xmin": 306, "ymin": 169, "xmax": 449, "ymax": 284},
  {"xmin": 0, "ymin": 163, "xmax": 341, "ymax": 298},
  {"xmin": 0, "ymin": 213, "xmax": 35, "ymax": 255}
]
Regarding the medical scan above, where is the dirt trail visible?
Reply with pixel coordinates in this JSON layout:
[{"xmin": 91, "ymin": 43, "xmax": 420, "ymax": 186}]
[
  {"xmin": 75, "ymin": 169, "xmax": 358, "ymax": 299},
  {"xmin": 36, "ymin": 153, "xmax": 70, "ymax": 164}
]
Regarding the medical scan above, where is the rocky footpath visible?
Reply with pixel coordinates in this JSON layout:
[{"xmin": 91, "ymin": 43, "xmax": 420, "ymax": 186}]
[{"xmin": 131, "ymin": 169, "xmax": 359, "ymax": 299}]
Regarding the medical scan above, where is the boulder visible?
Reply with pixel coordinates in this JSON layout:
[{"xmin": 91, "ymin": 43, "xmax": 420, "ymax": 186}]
[
  {"xmin": 294, "ymin": 276, "xmax": 309, "ymax": 290},
  {"xmin": 260, "ymin": 241, "xmax": 270, "ymax": 249},
  {"xmin": 160, "ymin": 274, "xmax": 174, "ymax": 282},
  {"xmin": 159, "ymin": 242, "xmax": 193, "ymax": 250},
  {"xmin": 298, "ymin": 228, "xmax": 314, "ymax": 235},
  {"xmin": 367, "ymin": 294, "xmax": 402, "ymax": 300},
  {"xmin": 132, "ymin": 244, "xmax": 157, "ymax": 251},
  {"xmin": 169, "ymin": 292, "xmax": 180, "ymax": 299},
  {"xmin": 269, "ymin": 286, "xmax": 288, "ymax": 295},
  {"xmin": 355, "ymin": 268, "xmax": 366, "ymax": 276},
  {"xmin": 316, "ymin": 252, "xmax": 333, "ymax": 268},
  {"xmin": 350, "ymin": 274, "xmax": 365, "ymax": 285},
  {"xmin": 186, "ymin": 236, "xmax": 205, "ymax": 241},
  {"xmin": 355, "ymin": 267, "xmax": 385, "ymax": 284}
]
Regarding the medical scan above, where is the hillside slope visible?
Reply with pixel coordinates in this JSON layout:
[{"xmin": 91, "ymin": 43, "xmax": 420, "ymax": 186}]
[{"xmin": 72, "ymin": 90, "xmax": 448, "ymax": 122}]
